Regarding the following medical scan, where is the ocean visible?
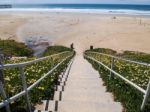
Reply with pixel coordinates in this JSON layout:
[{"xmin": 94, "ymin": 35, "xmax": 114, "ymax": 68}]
[{"xmin": 1, "ymin": 4, "xmax": 150, "ymax": 16}]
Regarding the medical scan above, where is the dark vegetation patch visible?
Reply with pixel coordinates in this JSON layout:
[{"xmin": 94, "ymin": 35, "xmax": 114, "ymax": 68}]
[
  {"xmin": 43, "ymin": 45, "xmax": 73, "ymax": 56},
  {"xmin": 0, "ymin": 39, "xmax": 33, "ymax": 57}
]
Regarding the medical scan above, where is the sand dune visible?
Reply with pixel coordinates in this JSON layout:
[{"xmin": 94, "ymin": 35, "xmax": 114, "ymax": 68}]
[{"xmin": 0, "ymin": 12, "xmax": 150, "ymax": 54}]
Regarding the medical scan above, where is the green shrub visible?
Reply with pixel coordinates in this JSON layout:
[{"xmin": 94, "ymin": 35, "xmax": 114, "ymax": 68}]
[
  {"xmin": 86, "ymin": 48, "xmax": 117, "ymax": 55},
  {"xmin": 0, "ymin": 39, "xmax": 33, "ymax": 57},
  {"xmin": 43, "ymin": 45, "xmax": 73, "ymax": 56},
  {"xmin": 119, "ymin": 51, "xmax": 150, "ymax": 63}
]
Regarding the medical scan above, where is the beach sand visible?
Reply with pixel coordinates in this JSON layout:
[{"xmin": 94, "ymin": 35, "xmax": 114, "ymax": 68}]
[{"xmin": 0, "ymin": 12, "xmax": 150, "ymax": 54}]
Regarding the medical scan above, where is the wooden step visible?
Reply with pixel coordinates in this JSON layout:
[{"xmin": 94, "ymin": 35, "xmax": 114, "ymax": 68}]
[
  {"xmin": 34, "ymin": 100, "xmax": 56, "ymax": 112},
  {"xmin": 57, "ymin": 100, "xmax": 122, "ymax": 112},
  {"xmin": 34, "ymin": 100, "xmax": 122, "ymax": 112},
  {"xmin": 62, "ymin": 91, "xmax": 114, "ymax": 102}
]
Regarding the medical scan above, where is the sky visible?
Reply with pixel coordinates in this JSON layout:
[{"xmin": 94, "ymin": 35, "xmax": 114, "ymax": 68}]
[{"xmin": 0, "ymin": 0, "xmax": 150, "ymax": 5}]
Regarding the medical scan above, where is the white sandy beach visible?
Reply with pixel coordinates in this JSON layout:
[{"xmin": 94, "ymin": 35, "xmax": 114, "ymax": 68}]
[{"xmin": 0, "ymin": 12, "xmax": 150, "ymax": 54}]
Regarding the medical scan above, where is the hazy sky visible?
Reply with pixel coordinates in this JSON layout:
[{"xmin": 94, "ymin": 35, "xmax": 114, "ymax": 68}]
[{"xmin": 0, "ymin": 0, "xmax": 150, "ymax": 5}]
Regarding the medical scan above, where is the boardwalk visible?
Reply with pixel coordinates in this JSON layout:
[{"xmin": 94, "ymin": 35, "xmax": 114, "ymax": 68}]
[{"xmin": 35, "ymin": 54, "xmax": 123, "ymax": 112}]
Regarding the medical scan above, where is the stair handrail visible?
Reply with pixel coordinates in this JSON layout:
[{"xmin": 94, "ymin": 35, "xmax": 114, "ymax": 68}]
[
  {"xmin": 0, "ymin": 51, "xmax": 74, "ymax": 112},
  {"xmin": 0, "ymin": 51, "xmax": 71, "ymax": 69},
  {"xmin": 84, "ymin": 52, "xmax": 150, "ymax": 111},
  {"xmin": 87, "ymin": 51, "xmax": 150, "ymax": 67}
]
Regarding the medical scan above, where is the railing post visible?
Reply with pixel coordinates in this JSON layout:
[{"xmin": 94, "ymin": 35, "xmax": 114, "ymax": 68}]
[
  {"xmin": 19, "ymin": 67, "xmax": 32, "ymax": 112},
  {"xmin": 141, "ymin": 80, "xmax": 150, "ymax": 111},
  {"xmin": 109, "ymin": 57, "xmax": 115, "ymax": 80},
  {"xmin": 97, "ymin": 54, "xmax": 100, "ymax": 71},
  {"xmin": 100, "ymin": 54, "xmax": 102, "ymax": 62},
  {"xmin": 0, "ymin": 82, "xmax": 11, "ymax": 112},
  {"xmin": 99, "ymin": 54, "xmax": 101, "ymax": 66},
  {"xmin": 98, "ymin": 64, "xmax": 101, "ymax": 71},
  {"xmin": 0, "ymin": 49, "xmax": 11, "ymax": 112}
]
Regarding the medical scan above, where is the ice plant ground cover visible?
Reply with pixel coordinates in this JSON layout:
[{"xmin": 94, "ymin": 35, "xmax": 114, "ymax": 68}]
[
  {"xmin": 0, "ymin": 46, "xmax": 74, "ymax": 112},
  {"xmin": 85, "ymin": 48, "xmax": 150, "ymax": 112}
]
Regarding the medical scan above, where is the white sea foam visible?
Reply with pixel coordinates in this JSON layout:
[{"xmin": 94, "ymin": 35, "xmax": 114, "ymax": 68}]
[{"xmin": 0, "ymin": 8, "xmax": 150, "ymax": 16}]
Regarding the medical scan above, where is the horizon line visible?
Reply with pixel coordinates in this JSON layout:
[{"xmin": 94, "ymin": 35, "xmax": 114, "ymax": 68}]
[{"xmin": 0, "ymin": 3, "xmax": 150, "ymax": 5}]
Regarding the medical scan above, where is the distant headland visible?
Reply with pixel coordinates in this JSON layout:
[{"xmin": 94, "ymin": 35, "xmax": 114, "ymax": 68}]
[{"xmin": 0, "ymin": 4, "xmax": 12, "ymax": 8}]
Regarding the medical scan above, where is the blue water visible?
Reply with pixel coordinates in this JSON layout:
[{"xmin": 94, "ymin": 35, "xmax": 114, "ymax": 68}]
[
  {"xmin": 1, "ymin": 4, "xmax": 150, "ymax": 16},
  {"xmin": 12, "ymin": 4, "xmax": 150, "ymax": 11}
]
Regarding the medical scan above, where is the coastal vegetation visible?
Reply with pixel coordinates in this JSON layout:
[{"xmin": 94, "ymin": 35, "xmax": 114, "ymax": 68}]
[
  {"xmin": 85, "ymin": 48, "xmax": 150, "ymax": 112},
  {"xmin": 0, "ymin": 44, "xmax": 74, "ymax": 112},
  {"xmin": 0, "ymin": 39, "xmax": 33, "ymax": 57},
  {"xmin": 43, "ymin": 45, "xmax": 73, "ymax": 56}
]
